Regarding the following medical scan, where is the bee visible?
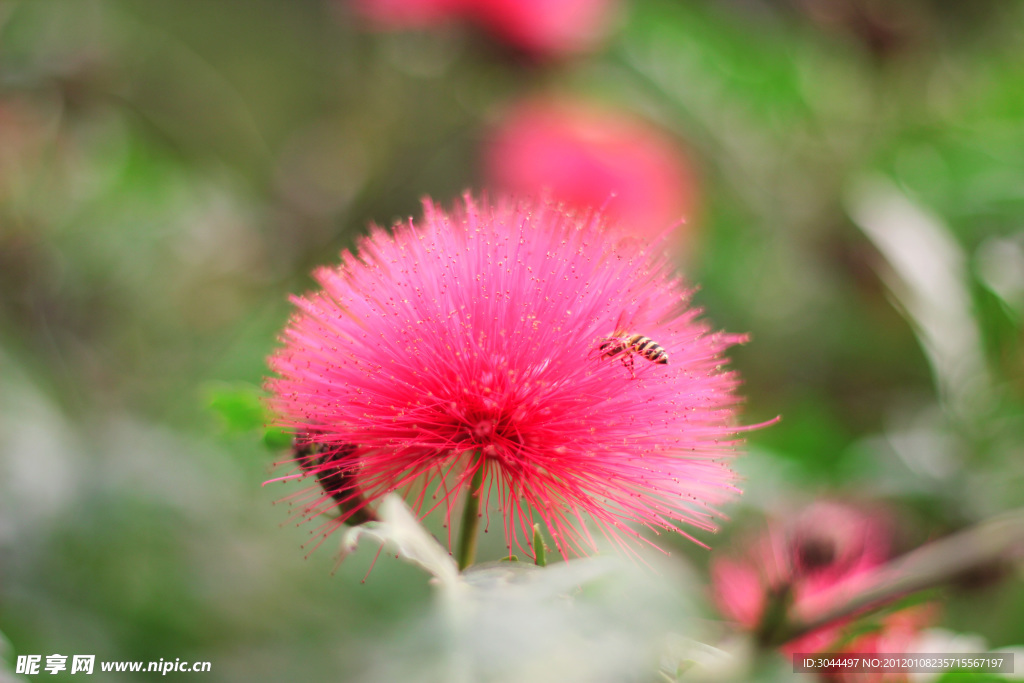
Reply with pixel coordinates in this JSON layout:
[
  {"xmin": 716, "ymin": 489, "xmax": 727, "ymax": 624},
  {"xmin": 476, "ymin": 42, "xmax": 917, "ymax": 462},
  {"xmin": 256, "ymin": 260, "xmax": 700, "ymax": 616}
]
[
  {"xmin": 594, "ymin": 313, "xmax": 669, "ymax": 378},
  {"xmin": 293, "ymin": 434, "xmax": 377, "ymax": 524}
]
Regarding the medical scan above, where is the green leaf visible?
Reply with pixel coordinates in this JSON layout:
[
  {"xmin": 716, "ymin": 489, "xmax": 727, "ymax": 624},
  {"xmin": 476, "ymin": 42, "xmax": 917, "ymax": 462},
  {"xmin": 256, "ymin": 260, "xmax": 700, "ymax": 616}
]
[
  {"xmin": 934, "ymin": 672, "xmax": 1013, "ymax": 683},
  {"xmin": 203, "ymin": 382, "xmax": 268, "ymax": 433},
  {"xmin": 262, "ymin": 426, "xmax": 292, "ymax": 450}
]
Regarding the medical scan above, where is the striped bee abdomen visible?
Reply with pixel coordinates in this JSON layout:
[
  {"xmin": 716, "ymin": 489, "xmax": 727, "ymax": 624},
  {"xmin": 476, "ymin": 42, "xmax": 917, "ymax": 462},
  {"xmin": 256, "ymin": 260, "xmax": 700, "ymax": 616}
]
[{"xmin": 628, "ymin": 334, "xmax": 669, "ymax": 364}]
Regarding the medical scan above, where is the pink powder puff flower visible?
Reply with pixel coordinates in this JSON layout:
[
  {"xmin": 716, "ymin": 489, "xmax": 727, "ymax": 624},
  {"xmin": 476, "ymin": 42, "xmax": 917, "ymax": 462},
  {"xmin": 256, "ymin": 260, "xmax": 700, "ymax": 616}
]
[
  {"xmin": 711, "ymin": 502, "xmax": 896, "ymax": 653},
  {"xmin": 484, "ymin": 98, "xmax": 698, "ymax": 241},
  {"xmin": 267, "ymin": 194, "xmax": 751, "ymax": 560}
]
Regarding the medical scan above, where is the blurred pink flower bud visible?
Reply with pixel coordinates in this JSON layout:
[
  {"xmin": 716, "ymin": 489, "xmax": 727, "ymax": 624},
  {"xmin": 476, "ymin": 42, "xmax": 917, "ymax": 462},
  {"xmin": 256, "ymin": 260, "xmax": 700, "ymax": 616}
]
[
  {"xmin": 484, "ymin": 98, "xmax": 698, "ymax": 242},
  {"xmin": 469, "ymin": 0, "xmax": 616, "ymax": 57},
  {"xmin": 349, "ymin": 0, "xmax": 616, "ymax": 57}
]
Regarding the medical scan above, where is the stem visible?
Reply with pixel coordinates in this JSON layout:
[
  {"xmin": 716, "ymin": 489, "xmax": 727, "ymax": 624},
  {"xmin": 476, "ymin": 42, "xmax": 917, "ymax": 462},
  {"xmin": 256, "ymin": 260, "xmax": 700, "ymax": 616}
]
[
  {"xmin": 754, "ymin": 584, "xmax": 793, "ymax": 647},
  {"xmin": 456, "ymin": 457, "xmax": 485, "ymax": 572},
  {"xmin": 532, "ymin": 523, "xmax": 547, "ymax": 567}
]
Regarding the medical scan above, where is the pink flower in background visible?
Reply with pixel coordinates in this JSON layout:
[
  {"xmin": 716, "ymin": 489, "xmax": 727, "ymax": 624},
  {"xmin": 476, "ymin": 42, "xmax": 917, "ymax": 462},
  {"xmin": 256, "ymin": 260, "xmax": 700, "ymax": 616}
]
[
  {"xmin": 484, "ymin": 99, "xmax": 698, "ymax": 240},
  {"xmin": 712, "ymin": 502, "xmax": 894, "ymax": 653},
  {"xmin": 268, "ymin": 195, "xmax": 751, "ymax": 559},
  {"xmin": 468, "ymin": 0, "xmax": 616, "ymax": 57},
  {"xmin": 349, "ymin": 0, "xmax": 617, "ymax": 57},
  {"xmin": 824, "ymin": 606, "xmax": 939, "ymax": 683}
]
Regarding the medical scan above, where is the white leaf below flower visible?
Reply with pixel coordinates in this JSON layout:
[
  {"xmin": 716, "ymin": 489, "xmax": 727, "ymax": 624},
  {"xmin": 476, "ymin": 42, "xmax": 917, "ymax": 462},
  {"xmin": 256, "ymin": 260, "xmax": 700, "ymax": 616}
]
[{"xmin": 340, "ymin": 494, "xmax": 460, "ymax": 589}]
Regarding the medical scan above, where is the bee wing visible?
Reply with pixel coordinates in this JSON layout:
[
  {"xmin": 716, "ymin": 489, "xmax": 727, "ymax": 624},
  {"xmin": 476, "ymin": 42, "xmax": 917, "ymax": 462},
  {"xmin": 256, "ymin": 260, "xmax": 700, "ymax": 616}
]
[
  {"xmin": 611, "ymin": 309, "xmax": 630, "ymax": 336},
  {"xmin": 586, "ymin": 338, "xmax": 606, "ymax": 361},
  {"xmin": 589, "ymin": 310, "xmax": 630, "ymax": 361}
]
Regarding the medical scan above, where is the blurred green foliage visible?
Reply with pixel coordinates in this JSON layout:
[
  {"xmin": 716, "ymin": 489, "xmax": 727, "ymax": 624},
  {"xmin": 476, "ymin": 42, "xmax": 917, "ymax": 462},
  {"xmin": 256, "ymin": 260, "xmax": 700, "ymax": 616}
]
[{"xmin": 1, "ymin": 0, "xmax": 1023, "ymax": 680}]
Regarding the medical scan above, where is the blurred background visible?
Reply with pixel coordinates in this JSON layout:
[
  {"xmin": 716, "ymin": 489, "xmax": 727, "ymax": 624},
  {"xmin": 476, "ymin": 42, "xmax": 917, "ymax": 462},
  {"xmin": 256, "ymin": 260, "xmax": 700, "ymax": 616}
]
[{"xmin": 1, "ymin": 0, "xmax": 1022, "ymax": 680}]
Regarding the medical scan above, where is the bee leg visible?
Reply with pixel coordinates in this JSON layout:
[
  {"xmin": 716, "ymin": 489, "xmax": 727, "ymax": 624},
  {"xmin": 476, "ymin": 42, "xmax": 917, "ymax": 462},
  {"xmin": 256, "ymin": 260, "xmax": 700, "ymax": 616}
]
[{"xmin": 621, "ymin": 353, "xmax": 636, "ymax": 379}]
